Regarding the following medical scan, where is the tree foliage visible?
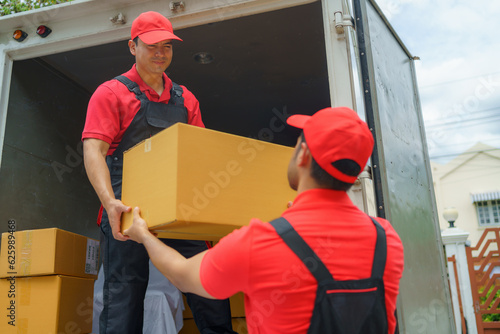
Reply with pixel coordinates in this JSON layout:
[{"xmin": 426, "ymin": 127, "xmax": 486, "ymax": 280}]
[
  {"xmin": 480, "ymin": 285, "xmax": 500, "ymax": 322},
  {"xmin": 1, "ymin": 0, "xmax": 73, "ymax": 16}
]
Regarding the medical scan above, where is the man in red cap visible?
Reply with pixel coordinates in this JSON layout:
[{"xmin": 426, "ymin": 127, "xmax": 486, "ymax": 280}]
[
  {"xmin": 125, "ymin": 107, "xmax": 405, "ymax": 333},
  {"xmin": 82, "ymin": 11, "xmax": 236, "ymax": 334}
]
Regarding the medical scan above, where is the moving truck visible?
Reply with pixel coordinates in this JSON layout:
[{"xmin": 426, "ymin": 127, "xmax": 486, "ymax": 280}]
[{"xmin": 0, "ymin": 0, "xmax": 456, "ymax": 332}]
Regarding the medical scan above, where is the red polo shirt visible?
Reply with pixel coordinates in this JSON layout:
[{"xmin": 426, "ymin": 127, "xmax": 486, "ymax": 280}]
[
  {"xmin": 82, "ymin": 64, "xmax": 204, "ymax": 155},
  {"xmin": 200, "ymin": 188, "xmax": 404, "ymax": 334}
]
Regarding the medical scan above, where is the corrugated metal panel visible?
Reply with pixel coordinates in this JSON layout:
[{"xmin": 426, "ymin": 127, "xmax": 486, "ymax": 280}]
[{"xmin": 471, "ymin": 191, "xmax": 500, "ymax": 203}]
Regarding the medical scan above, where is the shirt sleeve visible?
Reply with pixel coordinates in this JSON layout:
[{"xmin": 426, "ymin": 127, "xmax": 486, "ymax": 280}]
[
  {"xmin": 82, "ymin": 84, "xmax": 122, "ymax": 144},
  {"xmin": 181, "ymin": 85, "xmax": 205, "ymax": 128},
  {"xmin": 200, "ymin": 221, "xmax": 258, "ymax": 299}
]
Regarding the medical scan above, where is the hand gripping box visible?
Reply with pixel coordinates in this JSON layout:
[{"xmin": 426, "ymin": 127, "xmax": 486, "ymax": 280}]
[
  {"xmin": 121, "ymin": 123, "xmax": 296, "ymax": 240},
  {"xmin": 0, "ymin": 275, "xmax": 94, "ymax": 334},
  {"xmin": 0, "ymin": 228, "xmax": 99, "ymax": 279}
]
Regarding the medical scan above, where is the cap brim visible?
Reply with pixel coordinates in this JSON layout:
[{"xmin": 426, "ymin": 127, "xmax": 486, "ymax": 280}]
[
  {"xmin": 138, "ymin": 31, "xmax": 183, "ymax": 44},
  {"xmin": 286, "ymin": 114, "xmax": 311, "ymax": 129}
]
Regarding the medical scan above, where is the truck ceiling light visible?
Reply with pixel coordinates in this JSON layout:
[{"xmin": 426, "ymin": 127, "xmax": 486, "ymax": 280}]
[
  {"xmin": 36, "ymin": 25, "xmax": 52, "ymax": 38},
  {"xmin": 193, "ymin": 52, "xmax": 214, "ymax": 64},
  {"xmin": 13, "ymin": 30, "xmax": 28, "ymax": 42}
]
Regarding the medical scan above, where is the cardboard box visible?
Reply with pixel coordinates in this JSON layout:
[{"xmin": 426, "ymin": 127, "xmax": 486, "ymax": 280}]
[
  {"xmin": 121, "ymin": 123, "xmax": 296, "ymax": 240},
  {"xmin": 0, "ymin": 275, "xmax": 94, "ymax": 334},
  {"xmin": 0, "ymin": 228, "xmax": 99, "ymax": 279}
]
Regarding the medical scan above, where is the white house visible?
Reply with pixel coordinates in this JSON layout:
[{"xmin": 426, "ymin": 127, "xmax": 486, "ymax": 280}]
[{"xmin": 432, "ymin": 142, "xmax": 500, "ymax": 245}]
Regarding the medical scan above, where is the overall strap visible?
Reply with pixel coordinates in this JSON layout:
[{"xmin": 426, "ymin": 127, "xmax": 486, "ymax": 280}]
[
  {"xmin": 171, "ymin": 82, "xmax": 183, "ymax": 98},
  {"xmin": 114, "ymin": 75, "xmax": 143, "ymax": 98},
  {"xmin": 270, "ymin": 218, "xmax": 334, "ymax": 284},
  {"xmin": 169, "ymin": 81, "xmax": 185, "ymax": 107},
  {"xmin": 115, "ymin": 75, "xmax": 185, "ymax": 107},
  {"xmin": 369, "ymin": 217, "xmax": 387, "ymax": 279},
  {"xmin": 270, "ymin": 216, "xmax": 388, "ymax": 283}
]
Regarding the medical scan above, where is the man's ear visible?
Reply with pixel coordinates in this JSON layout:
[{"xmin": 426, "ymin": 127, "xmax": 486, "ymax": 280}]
[
  {"xmin": 297, "ymin": 142, "xmax": 312, "ymax": 167},
  {"xmin": 128, "ymin": 40, "xmax": 137, "ymax": 56}
]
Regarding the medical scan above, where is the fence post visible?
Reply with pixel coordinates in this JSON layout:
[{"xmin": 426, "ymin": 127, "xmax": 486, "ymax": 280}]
[{"xmin": 442, "ymin": 226, "xmax": 478, "ymax": 334}]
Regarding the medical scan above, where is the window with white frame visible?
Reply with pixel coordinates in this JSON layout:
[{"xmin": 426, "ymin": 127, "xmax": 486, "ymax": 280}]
[{"xmin": 476, "ymin": 200, "xmax": 500, "ymax": 226}]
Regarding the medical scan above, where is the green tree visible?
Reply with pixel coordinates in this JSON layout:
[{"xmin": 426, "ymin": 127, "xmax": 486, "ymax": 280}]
[
  {"xmin": 1, "ymin": 0, "xmax": 73, "ymax": 16},
  {"xmin": 480, "ymin": 285, "xmax": 500, "ymax": 322}
]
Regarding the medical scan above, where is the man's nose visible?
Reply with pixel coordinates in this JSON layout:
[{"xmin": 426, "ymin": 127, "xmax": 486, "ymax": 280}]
[{"xmin": 155, "ymin": 47, "xmax": 166, "ymax": 57}]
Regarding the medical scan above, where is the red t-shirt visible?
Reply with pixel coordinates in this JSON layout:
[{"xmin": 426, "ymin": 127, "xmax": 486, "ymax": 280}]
[
  {"xmin": 200, "ymin": 188, "xmax": 404, "ymax": 334},
  {"xmin": 82, "ymin": 64, "xmax": 204, "ymax": 155}
]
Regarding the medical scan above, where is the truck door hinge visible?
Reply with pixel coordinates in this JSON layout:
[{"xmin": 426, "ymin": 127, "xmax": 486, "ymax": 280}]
[{"xmin": 334, "ymin": 11, "xmax": 354, "ymax": 34}]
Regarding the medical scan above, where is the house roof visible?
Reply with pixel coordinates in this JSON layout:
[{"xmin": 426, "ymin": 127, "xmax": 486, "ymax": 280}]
[{"xmin": 435, "ymin": 142, "xmax": 500, "ymax": 179}]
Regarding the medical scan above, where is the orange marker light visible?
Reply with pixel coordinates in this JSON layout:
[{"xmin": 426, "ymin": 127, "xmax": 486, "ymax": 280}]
[{"xmin": 13, "ymin": 30, "xmax": 28, "ymax": 42}]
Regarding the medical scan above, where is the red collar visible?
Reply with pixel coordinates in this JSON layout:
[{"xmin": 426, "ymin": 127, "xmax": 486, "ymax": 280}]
[{"xmin": 123, "ymin": 64, "xmax": 173, "ymax": 102}]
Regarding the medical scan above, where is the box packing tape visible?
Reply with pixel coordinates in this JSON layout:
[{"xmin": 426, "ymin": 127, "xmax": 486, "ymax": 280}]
[{"xmin": 19, "ymin": 231, "xmax": 33, "ymax": 276}]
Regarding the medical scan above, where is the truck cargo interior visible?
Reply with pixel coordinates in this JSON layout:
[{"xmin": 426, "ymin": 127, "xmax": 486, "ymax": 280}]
[{"xmin": 0, "ymin": 2, "xmax": 330, "ymax": 238}]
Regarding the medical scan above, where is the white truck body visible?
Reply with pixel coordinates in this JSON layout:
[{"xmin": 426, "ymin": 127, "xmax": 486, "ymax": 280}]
[{"xmin": 0, "ymin": 0, "xmax": 455, "ymax": 332}]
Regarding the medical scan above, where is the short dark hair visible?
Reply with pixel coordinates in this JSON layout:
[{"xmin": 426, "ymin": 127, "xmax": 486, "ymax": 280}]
[
  {"xmin": 300, "ymin": 133, "xmax": 356, "ymax": 191},
  {"xmin": 133, "ymin": 36, "xmax": 139, "ymax": 45}
]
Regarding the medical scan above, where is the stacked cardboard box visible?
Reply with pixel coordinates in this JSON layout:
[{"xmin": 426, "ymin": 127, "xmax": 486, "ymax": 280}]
[{"xmin": 0, "ymin": 228, "xmax": 99, "ymax": 334}]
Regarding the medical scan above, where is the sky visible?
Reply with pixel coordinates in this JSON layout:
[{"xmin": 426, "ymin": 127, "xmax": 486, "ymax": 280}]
[{"xmin": 374, "ymin": 0, "xmax": 500, "ymax": 164}]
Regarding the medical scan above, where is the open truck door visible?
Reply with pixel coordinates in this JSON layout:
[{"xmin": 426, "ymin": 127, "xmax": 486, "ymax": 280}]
[
  {"xmin": 0, "ymin": 0, "xmax": 455, "ymax": 332},
  {"xmin": 332, "ymin": 0, "xmax": 457, "ymax": 332}
]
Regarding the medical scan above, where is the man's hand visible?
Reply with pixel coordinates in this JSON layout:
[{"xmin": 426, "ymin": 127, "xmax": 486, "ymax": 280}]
[
  {"xmin": 83, "ymin": 138, "xmax": 131, "ymax": 241},
  {"xmin": 123, "ymin": 207, "xmax": 213, "ymax": 298},
  {"xmin": 123, "ymin": 207, "xmax": 154, "ymax": 243},
  {"xmin": 105, "ymin": 199, "xmax": 131, "ymax": 241}
]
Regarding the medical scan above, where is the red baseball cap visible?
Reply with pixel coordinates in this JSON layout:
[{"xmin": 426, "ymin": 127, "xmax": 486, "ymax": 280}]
[
  {"xmin": 287, "ymin": 107, "xmax": 374, "ymax": 184},
  {"xmin": 131, "ymin": 11, "xmax": 182, "ymax": 44}
]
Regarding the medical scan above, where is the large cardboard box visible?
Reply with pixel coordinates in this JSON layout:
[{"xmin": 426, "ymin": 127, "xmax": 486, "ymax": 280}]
[
  {"xmin": 0, "ymin": 275, "xmax": 94, "ymax": 334},
  {"xmin": 121, "ymin": 123, "xmax": 296, "ymax": 240},
  {"xmin": 0, "ymin": 228, "xmax": 99, "ymax": 279}
]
